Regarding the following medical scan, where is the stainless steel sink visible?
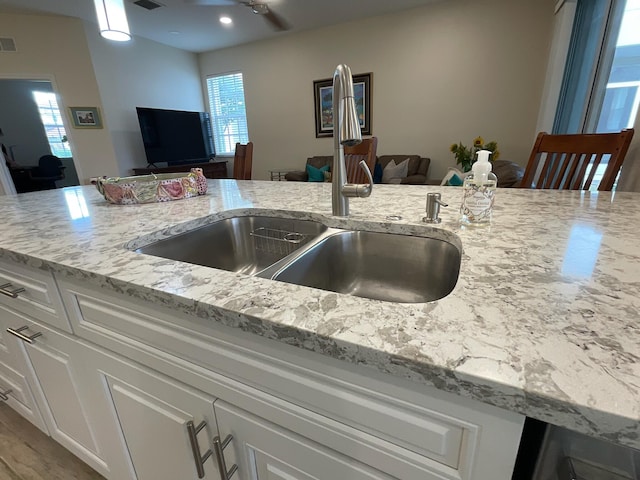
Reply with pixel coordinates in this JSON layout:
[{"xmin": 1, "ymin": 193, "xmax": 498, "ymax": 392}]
[
  {"xmin": 136, "ymin": 216, "xmax": 327, "ymax": 275},
  {"xmin": 136, "ymin": 215, "xmax": 460, "ymax": 303},
  {"xmin": 271, "ymin": 230, "xmax": 461, "ymax": 303}
]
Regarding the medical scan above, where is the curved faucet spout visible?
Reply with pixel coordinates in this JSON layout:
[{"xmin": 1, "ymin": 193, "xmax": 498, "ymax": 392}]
[{"xmin": 331, "ymin": 64, "xmax": 372, "ymax": 217}]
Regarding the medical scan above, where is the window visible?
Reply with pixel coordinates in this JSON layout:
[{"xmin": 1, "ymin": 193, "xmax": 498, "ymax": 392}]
[
  {"xmin": 206, "ymin": 72, "xmax": 249, "ymax": 155},
  {"xmin": 553, "ymin": 0, "xmax": 640, "ymax": 189},
  {"xmin": 32, "ymin": 91, "xmax": 72, "ymax": 158}
]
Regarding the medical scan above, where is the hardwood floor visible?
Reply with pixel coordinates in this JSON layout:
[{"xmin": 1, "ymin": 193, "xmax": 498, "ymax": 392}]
[{"xmin": 0, "ymin": 404, "xmax": 104, "ymax": 480}]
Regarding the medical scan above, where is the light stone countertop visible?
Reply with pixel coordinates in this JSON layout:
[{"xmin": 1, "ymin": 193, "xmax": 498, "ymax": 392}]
[{"xmin": 1, "ymin": 180, "xmax": 638, "ymax": 449}]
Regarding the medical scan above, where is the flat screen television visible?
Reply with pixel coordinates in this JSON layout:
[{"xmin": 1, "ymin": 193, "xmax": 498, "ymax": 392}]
[{"xmin": 136, "ymin": 107, "xmax": 215, "ymax": 167}]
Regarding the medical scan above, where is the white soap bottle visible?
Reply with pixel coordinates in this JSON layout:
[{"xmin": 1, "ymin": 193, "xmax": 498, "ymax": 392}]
[{"xmin": 460, "ymin": 149, "xmax": 497, "ymax": 224}]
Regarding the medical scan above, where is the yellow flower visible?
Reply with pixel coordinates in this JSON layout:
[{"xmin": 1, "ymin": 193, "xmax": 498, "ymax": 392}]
[
  {"xmin": 449, "ymin": 143, "xmax": 457, "ymax": 153},
  {"xmin": 473, "ymin": 136, "xmax": 484, "ymax": 147}
]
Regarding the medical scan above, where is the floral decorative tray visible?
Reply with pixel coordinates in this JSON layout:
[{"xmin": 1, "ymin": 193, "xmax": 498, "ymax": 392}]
[{"xmin": 94, "ymin": 168, "xmax": 208, "ymax": 205}]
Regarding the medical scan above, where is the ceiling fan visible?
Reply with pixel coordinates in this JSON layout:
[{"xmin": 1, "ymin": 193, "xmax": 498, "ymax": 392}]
[{"xmin": 186, "ymin": 0, "xmax": 290, "ymax": 31}]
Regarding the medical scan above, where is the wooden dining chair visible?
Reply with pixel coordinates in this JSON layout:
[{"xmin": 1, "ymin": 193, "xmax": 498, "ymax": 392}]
[
  {"xmin": 520, "ymin": 129, "xmax": 634, "ymax": 191},
  {"xmin": 344, "ymin": 136, "xmax": 378, "ymax": 184},
  {"xmin": 233, "ymin": 142, "xmax": 253, "ymax": 180}
]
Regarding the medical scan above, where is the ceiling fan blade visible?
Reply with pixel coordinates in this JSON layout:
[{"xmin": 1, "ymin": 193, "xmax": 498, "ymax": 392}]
[{"xmin": 262, "ymin": 7, "xmax": 289, "ymax": 31}]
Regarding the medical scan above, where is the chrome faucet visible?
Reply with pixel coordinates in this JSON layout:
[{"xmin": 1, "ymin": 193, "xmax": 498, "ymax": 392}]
[{"xmin": 331, "ymin": 64, "xmax": 373, "ymax": 216}]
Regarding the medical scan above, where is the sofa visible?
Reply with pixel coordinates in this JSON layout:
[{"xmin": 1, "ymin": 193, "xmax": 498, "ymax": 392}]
[
  {"xmin": 285, "ymin": 154, "xmax": 431, "ymax": 184},
  {"xmin": 435, "ymin": 160, "xmax": 525, "ymax": 187},
  {"xmin": 376, "ymin": 155, "xmax": 430, "ymax": 184},
  {"xmin": 284, "ymin": 156, "xmax": 332, "ymax": 182}
]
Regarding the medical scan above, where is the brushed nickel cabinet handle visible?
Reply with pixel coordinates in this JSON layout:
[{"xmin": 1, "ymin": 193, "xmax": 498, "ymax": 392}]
[
  {"xmin": 0, "ymin": 283, "xmax": 26, "ymax": 298},
  {"xmin": 186, "ymin": 420, "xmax": 213, "ymax": 478},
  {"xmin": 0, "ymin": 388, "xmax": 12, "ymax": 401},
  {"xmin": 6, "ymin": 326, "xmax": 43, "ymax": 344},
  {"xmin": 213, "ymin": 435, "xmax": 238, "ymax": 480}
]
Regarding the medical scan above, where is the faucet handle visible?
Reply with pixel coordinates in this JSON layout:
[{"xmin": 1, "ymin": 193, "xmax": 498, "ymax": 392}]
[
  {"xmin": 342, "ymin": 160, "xmax": 373, "ymax": 198},
  {"xmin": 359, "ymin": 160, "xmax": 374, "ymax": 189}
]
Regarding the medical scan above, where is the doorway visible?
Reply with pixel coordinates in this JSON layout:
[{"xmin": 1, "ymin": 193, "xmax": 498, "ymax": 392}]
[{"xmin": 0, "ymin": 78, "xmax": 80, "ymax": 193}]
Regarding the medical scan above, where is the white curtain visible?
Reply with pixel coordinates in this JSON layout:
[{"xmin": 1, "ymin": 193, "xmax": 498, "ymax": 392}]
[{"xmin": 0, "ymin": 149, "xmax": 17, "ymax": 195}]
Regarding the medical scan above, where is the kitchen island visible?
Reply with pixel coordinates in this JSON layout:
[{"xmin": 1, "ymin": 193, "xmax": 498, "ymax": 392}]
[{"xmin": 0, "ymin": 180, "xmax": 638, "ymax": 478}]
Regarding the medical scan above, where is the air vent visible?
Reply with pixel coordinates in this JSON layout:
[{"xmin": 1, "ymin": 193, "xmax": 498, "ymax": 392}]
[
  {"xmin": 133, "ymin": 0, "xmax": 163, "ymax": 10},
  {"xmin": 0, "ymin": 37, "xmax": 17, "ymax": 52}
]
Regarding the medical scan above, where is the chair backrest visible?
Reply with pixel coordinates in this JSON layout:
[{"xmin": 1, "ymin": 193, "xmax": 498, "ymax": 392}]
[
  {"xmin": 233, "ymin": 142, "xmax": 253, "ymax": 180},
  {"xmin": 36, "ymin": 155, "xmax": 65, "ymax": 179},
  {"xmin": 520, "ymin": 129, "xmax": 634, "ymax": 191},
  {"xmin": 344, "ymin": 137, "xmax": 378, "ymax": 184}
]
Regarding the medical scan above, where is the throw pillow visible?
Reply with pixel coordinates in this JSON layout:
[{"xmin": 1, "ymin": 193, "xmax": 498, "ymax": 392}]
[
  {"xmin": 447, "ymin": 173, "xmax": 464, "ymax": 186},
  {"xmin": 306, "ymin": 164, "xmax": 329, "ymax": 182},
  {"xmin": 382, "ymin": 158, "xmax": 409, "ymax": 184}
]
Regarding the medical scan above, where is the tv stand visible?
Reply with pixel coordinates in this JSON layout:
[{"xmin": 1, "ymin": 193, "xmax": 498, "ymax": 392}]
[{"xmin": 132, "ymin": 161, "xmax": 228, "ymax": 180}]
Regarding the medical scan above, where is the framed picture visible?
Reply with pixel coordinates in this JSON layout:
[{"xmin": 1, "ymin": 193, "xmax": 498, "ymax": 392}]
[
  {"xmin": 313, "ymin": 72, "xmax": 372, "ymax": 138},
  {"xmin": 69, "ymin": 107, "xmax": 103, "ymax": 129}
]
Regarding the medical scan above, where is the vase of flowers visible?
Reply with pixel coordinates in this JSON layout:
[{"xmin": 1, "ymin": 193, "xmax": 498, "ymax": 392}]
[{"xmin": 450, "ymin": 136, "xmax": 499, "ymax": 172}]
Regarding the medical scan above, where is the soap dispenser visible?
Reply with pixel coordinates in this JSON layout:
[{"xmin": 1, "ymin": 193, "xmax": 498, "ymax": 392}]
[{"xmin": 460, "ymin": 149, "xmax": 497, "ymax": 224}]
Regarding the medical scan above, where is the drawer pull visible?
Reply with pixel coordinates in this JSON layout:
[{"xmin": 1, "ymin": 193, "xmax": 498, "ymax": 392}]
[
  {"xmin": 0, "ymin": 283, "xmax": 26, "ymax": 299},
  {"xmin": 0, "ymin": 388, "xmax": 12, "ymax": 402},
  {"xmin": 213, "ymin": 435, "xmax": 238, "ymax": 480},
  {"xmin": 6, "ymin": 326, "xmax": 43, "ymax": 344},
  {"xmin": 186, "ymin": 420, "xmax": 213, "ymax": 478}
]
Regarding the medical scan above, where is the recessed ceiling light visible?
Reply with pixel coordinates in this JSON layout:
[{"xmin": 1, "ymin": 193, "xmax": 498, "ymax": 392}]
[
  {"xmin": 169, "ymin": 31, "xmax": 180, "ymax": 35},
  {"xmin": 220, "ymin": 16, "xmax": 232, "ymax": 25}
]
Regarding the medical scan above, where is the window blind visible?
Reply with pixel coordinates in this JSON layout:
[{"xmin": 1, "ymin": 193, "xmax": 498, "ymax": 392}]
[
  {"xmin": 32, "ymin": 91, "xmax": 72, "ymax": 158},
  {"xmin": 206, "ymin": 72, "xmax": 249, "ymax": 155}
]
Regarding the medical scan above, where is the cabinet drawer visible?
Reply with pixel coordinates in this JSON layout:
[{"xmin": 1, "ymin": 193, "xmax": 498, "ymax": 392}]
[
  {"xmin": 0, "ymin": 361, "xmax": 48, "ymax": 433},
  {"xmin": 0, "ymin": 260, "xmax": 72, "ymax": 333}
]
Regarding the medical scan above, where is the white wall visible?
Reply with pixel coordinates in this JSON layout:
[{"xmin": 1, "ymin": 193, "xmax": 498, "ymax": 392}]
[
  {"xmin": 0, "ymin": 13, "xmax": 119, "ymax": 182},
  {"xmin": 199, "ymin": 0, "xmax": 555, "ymax": 180},
  {"xmin": 84, "ymin": 25, "xmax": 205, "ymax": 176}
]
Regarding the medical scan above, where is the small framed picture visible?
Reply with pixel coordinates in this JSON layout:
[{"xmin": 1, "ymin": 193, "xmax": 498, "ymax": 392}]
[{"xmin": 69, "ymin": 107, "xmax": 103, "ymax": 129}]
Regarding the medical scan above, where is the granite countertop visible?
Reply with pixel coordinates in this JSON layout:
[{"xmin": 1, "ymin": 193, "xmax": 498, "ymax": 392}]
[{"xmin": 1, "ymin": 180, "xmax": 638, "ymax": 449}]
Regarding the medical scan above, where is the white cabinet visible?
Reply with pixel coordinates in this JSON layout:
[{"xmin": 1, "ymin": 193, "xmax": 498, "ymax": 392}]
[
  {"xmin": 2, "ymin": 305, "xmax": 109, "ymax": 477},
  {"xmin": 60, "ymin": 277, "xmax": 524, "ymax": 480},
  {"xmin": 82, "ymin": 344, "xmax": 398, "ymax": 480},
  {"xmin": 216, "ymin": 400, "xmax": 394, "ymax": 480},
  {"xmin": 0, "ymin": 359, "xmax": 47, "ymax": 432},
  {"xmin": 0, "ymin": 259, "xmax": 72, "ymax": 333},
  {"xmin": 78, "ymin": 345, "xmax": 219, "ymax": 480},
  {"xmin": 0, "ymin": 262, "xmax": 526, "ymax": 480}
]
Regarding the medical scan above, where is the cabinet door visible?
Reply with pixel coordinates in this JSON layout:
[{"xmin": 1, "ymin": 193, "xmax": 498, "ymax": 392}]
[
  {"xmin": 4, "ymin": 308, "xmax": 108, "ymax": 476},
  {"xmin": 82, "ymin": 346, "xmax": 219, "ymax": 480},
  {"xmin": 0, "ymin": 360, "xmax": 47, "ymax": 433},
  {"xmin": 214, "ymin": 400, "xmax": 394, "ymax": 480}
]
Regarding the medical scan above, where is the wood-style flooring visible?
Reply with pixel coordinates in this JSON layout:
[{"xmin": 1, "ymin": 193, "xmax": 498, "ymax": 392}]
[{"xmin": 0, "ymin": 404, "xmax": 104, "ymax": 480}]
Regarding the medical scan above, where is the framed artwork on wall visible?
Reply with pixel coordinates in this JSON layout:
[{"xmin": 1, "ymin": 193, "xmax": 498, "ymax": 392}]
[
  {"xmin": 313, "ymin": 72, "xmax": 372, "ymax": 138},
  {"xmin": 69, "ymin": 107, "xmax": 103, "ymax": 129}
]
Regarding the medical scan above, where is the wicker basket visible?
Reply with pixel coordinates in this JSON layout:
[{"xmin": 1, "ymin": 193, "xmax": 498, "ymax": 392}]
[{"xmin": 94, "ymin": 168, "xmax": 208, "ymax": 205}]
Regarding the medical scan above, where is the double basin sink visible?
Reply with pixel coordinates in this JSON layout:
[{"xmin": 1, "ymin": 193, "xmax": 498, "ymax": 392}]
[{"xmin": 136, "ymin": 215, "xmax": 461, "ymax": 303}]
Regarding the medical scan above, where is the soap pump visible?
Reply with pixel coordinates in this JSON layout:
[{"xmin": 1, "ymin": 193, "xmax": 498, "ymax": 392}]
[{"xmin": 460, "ymin": 149, "xmax": 497, "ymax": 224}]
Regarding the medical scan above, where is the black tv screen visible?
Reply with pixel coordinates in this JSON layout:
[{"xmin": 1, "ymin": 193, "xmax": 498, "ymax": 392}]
[{"xmin": 136, "ymin": 107, "xmax": 215, "ymax": 167}]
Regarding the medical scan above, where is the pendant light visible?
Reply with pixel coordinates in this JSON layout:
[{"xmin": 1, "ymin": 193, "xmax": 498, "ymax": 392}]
[{"xmin": 93, "ymin": 0, "xmax": 131, "ymax": 42}]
